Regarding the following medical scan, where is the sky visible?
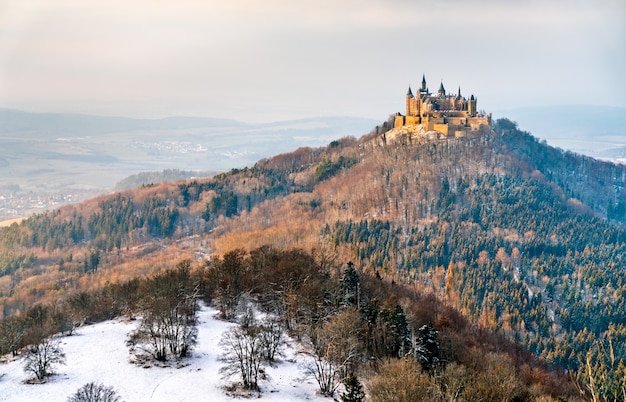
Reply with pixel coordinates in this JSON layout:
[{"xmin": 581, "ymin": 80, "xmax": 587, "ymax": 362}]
[{"xmin": 0, "ymin": 0, "xmax": 625, "ymax": 122}]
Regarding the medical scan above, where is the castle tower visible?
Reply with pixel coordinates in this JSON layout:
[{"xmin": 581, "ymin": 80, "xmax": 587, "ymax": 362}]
[
  {"xmin": 438, "ymin": 81, "xmax": 446, "ymax": 97},
  {"xmin": 421, "ymin": 74, "xmax": 427, "ymax": 91},
  {"xmin": 406, "ymin": 86, "xmax": 414, "ymax": 116},
  {"xmin": 468, "ymin": 94, "xmax": 477, "ymax": 116}
]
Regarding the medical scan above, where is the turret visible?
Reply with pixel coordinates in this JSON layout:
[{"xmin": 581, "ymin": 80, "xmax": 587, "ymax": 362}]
[
  {"xmin": 438, "ymin": 81, "xmax": 446, "ymax": 97},
  {"xmin": 406, "ymin": 86, "xmax": 414, "ymax": 116},
  {"xmin": 468, "ymin": 94, "xmax": 477, "ymax": 116},
  {"xmin": 421, "ymin": 74, "xmax": 427, "ymax": 91}
]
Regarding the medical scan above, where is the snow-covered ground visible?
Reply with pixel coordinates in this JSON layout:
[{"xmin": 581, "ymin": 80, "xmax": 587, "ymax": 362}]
[{"xmin": 0, "ymin": 305, "xmax": 328, "ymax": 402}]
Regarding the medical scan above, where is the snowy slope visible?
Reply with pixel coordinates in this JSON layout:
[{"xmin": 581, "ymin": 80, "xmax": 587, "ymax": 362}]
[{"xmin": 0, "ymin": 305, "xmax": 328, "ymax": 402}]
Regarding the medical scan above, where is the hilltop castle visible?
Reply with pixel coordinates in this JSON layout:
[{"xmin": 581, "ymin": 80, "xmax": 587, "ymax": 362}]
[{"xmin": 394, "ymin": 75, "xmax": 491, "ymax": 136}]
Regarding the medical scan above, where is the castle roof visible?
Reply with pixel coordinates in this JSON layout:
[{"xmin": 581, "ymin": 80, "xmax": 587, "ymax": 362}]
[{"xmin": 407, "ymin": 86, "xmax": 414, "ymax": 97}]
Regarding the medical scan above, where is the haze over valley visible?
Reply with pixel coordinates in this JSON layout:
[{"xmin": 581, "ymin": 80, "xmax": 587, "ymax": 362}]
[{"xmin": 0, "ymin": 109, "xmax": 377, "ymax": 220}]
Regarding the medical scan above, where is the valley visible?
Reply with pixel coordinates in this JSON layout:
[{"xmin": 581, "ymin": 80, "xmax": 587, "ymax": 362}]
[{"xmin": 0, "ymin": 110, "xmax": 379, "ymax": 220}]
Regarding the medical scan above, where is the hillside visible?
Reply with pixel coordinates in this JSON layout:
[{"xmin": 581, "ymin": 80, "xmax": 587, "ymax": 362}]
[
  {"xmin": 0, "ymin": 303, "xmax": 327, "ymax": 402},
  {"xmin": 2, "ymin": 117, "xmax": 626, "ymax": 399}
]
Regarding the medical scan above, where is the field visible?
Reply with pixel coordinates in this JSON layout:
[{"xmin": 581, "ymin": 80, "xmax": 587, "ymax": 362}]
[{"xmin": 0, "ymin": 304, "xmax": 328, "ymax": 402}]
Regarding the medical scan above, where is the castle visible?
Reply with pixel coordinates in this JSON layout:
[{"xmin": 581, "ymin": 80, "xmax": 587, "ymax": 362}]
[{"xmin": 393, "ymin": 75, "xmax": 491, "ymax": 136}]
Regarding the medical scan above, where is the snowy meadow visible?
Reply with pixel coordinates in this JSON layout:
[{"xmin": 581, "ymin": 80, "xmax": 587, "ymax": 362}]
[{"xmin": 0, "ymin": 304, "xmax": 327, "ymax": 402}]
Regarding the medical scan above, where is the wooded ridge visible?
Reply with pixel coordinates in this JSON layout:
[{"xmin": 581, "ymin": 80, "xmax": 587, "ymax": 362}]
[{"xmin": 1, "ymin": 117, "xmax": 626, "ymax": 400}]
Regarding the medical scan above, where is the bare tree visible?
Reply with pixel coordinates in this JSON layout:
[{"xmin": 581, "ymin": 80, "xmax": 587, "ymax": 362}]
[
  {"xmin": 127, "ymin": 263, "xmax": 199, "ymax": 363},
  {"xmin": 305, "ymin": 309, "xmax": 365, "ymax": 396},
  {"xmin": 306, "ymin": 350, "xmax": 342, "ymax": 397},
  {"xmin": 67, "ymin": 382, "xmax": 122, "ymax": 402},
  {"xmin": 235, "ymin": 297, "xmax": 285, "ymax": 363},
  {"xmin": 0, "ymin": 315, "xmax": 26, "ymax": 357},
  {"xmin": 258, "ymin": 318, "xmax": 284, "ymax": 362},
  {"xmin": 205, "ymin": 249, "xmax": 248, "ymax": 320},
  {"xmin": 219, "ymin": 324, "xmax": 266, "ymax": 391},
  {"xmin": 23, "ymin": 336, "xmax": 66, "ymax": 382},
  {"xmin": 367, "ymin": 358, "xmax": 436, "ymax": 402},
  {"xmin": 127, "ymin": 296, "xmax": 197, "ymax": 362}
]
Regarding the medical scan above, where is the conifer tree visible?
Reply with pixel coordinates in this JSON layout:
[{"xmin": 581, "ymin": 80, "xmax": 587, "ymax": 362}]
[{"xmin": 340, "ymin": 373, "xmax": 365, "ymax": 402}]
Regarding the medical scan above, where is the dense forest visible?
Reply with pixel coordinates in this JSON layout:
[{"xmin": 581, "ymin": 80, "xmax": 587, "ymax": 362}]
[{"xmin": 1, "ymin": 117, "xmax": 626, "ymax": 400}]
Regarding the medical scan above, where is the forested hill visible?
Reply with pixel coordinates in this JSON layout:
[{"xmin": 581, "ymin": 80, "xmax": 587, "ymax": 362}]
[{"xmin": 1, "ymin": 117, "xmax": 626, "ymax": 398}]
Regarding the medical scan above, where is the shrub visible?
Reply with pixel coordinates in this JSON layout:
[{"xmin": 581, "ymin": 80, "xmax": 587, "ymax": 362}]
[{"xmin": 67, "ymin": 382, "xmax": 122, "ymax": 402}]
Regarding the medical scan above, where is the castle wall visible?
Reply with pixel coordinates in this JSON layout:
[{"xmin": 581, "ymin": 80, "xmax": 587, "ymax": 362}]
[
  {"xmin": 467, "ymin": 116, "xmax": 490, "ymax": 130},
  {"xmin": 406, "ymin": 116, "xmax": 420, "ymax": 126},
  {"xmin": 425, "ymin": 116, "xmax": 444, "ymax": 131},
  {"xmin": 394, "ymin": 115, "xmax": 406, "ymax": 128},
  {"xmin": 433, "ymin": 123, "xmax": 449, "ymax": 136},
  {"xmin": 406, "ymin": 97, "xmax": 421, "ymax": 117},
  {"xmin": 446, "ymin": 116, "xmax": 467, "ymax": 125}
]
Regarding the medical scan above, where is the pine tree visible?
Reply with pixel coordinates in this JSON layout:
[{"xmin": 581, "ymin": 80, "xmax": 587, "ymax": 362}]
[
  {"xmin": 340, "ymin": 262, "xmax": 360, "ymax": 307},
  {"xmin": 341, "ymin": 373, "xmax": 365, "ymax": 402}
]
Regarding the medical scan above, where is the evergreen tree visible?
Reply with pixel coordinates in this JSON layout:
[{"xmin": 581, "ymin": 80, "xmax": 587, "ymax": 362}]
[
  {"xmin": 412, "ymin": 324, "xmax": 440, "ymax": 373},
  {"xmin": 341, "ymin": 372, "xmax": 365, "ymax": 402},
  {"xmin": 340, "ymin": 262, "xmax": 360, "ymax": 307}
]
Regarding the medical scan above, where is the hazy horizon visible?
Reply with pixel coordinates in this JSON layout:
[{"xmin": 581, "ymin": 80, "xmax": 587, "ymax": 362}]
[{"xmin": 1, "ymin": 0, "xmax": 625, "ymax": 123}]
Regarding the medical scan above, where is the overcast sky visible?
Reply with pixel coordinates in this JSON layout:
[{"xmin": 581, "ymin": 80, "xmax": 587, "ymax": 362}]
[{"xmin": 1, "ymin": 0, "xmax": 624, "ymax": 122}]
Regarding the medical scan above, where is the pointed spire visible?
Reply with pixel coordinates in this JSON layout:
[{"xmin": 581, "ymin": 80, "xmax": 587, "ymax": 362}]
[
  {"xmin": 421, "ymin": 74, "xmax": 427, "ymax": 90},
  {"xmin": 438, "ymin": 81, "xmax": 446, "ymax": 96},
  {"xmin": 407, "ymin": 86, "xmax": 414, "ymax": 97},
  {"xmin": 458, "ymin": 86, "xmax": 461, "ymax": 96}
]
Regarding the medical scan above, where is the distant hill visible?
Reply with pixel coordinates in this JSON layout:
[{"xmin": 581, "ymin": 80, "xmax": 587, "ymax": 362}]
[
  {"xmin": 494, "ymin": 105, "xmax": 626, "ymax": 161},
  {"xmin": 0, "ymin": 109, "xmax": 379, "ymax": 219},
  {"xmin": 0, "ymin": 109, "xmax": 244, "ymax": 138},
  {"xmin": 113, "ymin": 169, "xmax": 219, "ymax": 191}
]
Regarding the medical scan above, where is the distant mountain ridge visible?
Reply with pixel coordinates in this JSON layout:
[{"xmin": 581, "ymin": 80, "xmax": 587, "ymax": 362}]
[
  {"xmin": 0, "ymin": 109, "xmax": 379, "ymax": 220},
  {"xmin": 0, "ymin": 108, "xmax": 380, "ymax": 137},
  {"xmin": 493, "ymin": 104, "xmax": 626, "ymax": 160},
  {"xmin": 0, "ymin": 108, "xmax": 244, "ymax": 138}
]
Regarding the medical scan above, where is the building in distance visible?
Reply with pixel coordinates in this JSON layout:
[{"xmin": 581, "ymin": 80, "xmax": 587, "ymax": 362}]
[{"xmin": 394, "ymin": 75, "xmax": 491, "ymax": 137}]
